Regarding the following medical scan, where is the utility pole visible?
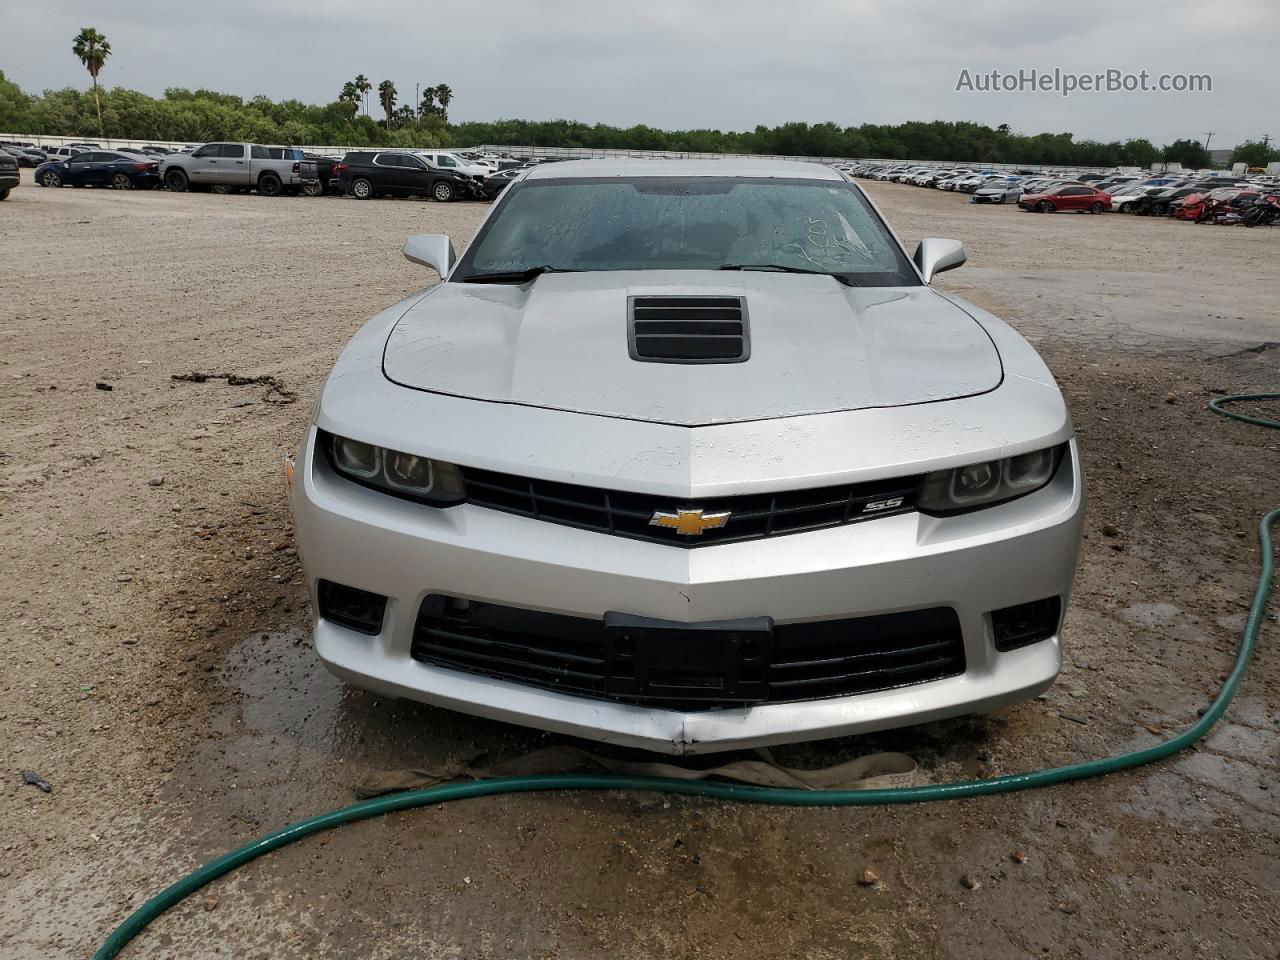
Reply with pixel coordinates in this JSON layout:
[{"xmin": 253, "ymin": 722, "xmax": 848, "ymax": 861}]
[
  {"xmin": 415, "ymin": 82, "xmax": 420, "ymax": 130},
  {"xmin": 1203, "ymin": 130, "xmax": 1215, "ymax": 152}
]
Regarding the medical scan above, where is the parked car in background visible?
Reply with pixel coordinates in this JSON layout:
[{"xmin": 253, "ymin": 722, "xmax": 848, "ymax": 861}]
[
  {"xmin": 1130, "ymin": 185, "xmax": 1211, "ymax": 217},
  {"xmin": 971, "ymin": 178, "xmax": 1024, "ymax": 204},
  {"xmin": 415, "ymin": 151, "xmax": 493, "ymax": 182},
  {"xmin": 332, "ymin": 151, "xmax": 483, "ymax": 201},
  {"xmin": 477, "ymin": 165, "xmax": 526, "ymax": 200},
  {"xmin": 45, "ymin": 146, "xmax": 89, "ymax": 162},
  {"xmin": 2, "ymin": 142, "xmax": 48, "ymax": 162},
  {"xmin": 1092, "ymin": 175, "xmax": 1139, "ymax": 192},
  {"xmin": 1108, "ymin": 184, "xmax": 1163, "ymax": 213},
  {"xmin": 159, "ymin": 142, "xmax": 305, "ymax": 196},
  {"xmin": 1019, "ymin": 184, "xmax": 1111, "ymax": 213},
  {"xmin": 1, "ymin": 146, "xmax": 40, "ymax": 168},
  {"xmin": 0, "ymin": 151, "xmax": 18, "ymax": 200},
  {"xmin": 297, "ymin": 155, "xmax": 339, "ymax": 196},
  {"xmin": 950, "ymin": 173, "xmax": 992, "ymax": 193},
  {"xmin": 35, "ymin": 150, "xmax": 161, "ymax": 189}
]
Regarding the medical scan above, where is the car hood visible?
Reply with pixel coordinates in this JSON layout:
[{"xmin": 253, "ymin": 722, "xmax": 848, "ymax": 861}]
[{"xmin": 382, "ymin": 271, "xmax": 1002, "ymax": 426}]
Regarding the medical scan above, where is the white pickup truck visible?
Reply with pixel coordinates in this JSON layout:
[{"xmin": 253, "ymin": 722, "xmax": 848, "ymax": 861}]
[
  {"xmin": 159, "ymin": 142, "xmax": 315, "ymax": 196},
  {"xmin": 414, "ymin": 151, "xmax": 494, "ymax": 182}
]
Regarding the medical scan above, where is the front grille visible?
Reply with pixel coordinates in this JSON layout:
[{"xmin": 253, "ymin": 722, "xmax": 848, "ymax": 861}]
[
  {"xmin": 460, "ymin": 466, "xmax": 921, "ymax": 547},
  {"xmin": 411, "ymin": 597, "xmax": 965, "ymax": 711},
  {"xmin": 628, "ymin": 296, "xmax": 749, "ymax": 363}
]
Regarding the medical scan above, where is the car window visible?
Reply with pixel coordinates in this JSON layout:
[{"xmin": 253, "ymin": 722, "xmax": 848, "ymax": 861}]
[
  {"xmin": 69, "ymin": 153, "xmax": 99, "ymax": 163},
  {"xmin": 400, "ymin": 155, "xmax": 426, "ymax": 170},
  {"xmin": 436, "ymin": 155, "xmax": 458, "ymax": 167},
  {"xmin": 251, "ymin": 145, "xmax": 271, "ymax": 160},
  {"xmin": 217, "ymin": 144, "xmax": 246, "ymax": 159},
  {"xmin": 457, "ymin": 176, "xmax": 921, "ymax": 286},
  {"xmin": 375, "ymin": 153, "xmax": 403, "ymax": 166},
  {"xmin": 191, "ymin": 144, "xmax": 218, "ymax": 158}
]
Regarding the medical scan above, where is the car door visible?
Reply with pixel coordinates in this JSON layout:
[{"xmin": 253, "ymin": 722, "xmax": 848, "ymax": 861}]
[
  {"xmin": 187, "ymin": 143, "xmax": 223, "ymax": 184},
  {"xmin": 371, "ymin": 153, "xmax": 406, "ymax": 194},
  {"xmin": 398, "ymin": 154, "xmax": 432, "ymax": 194},
  {"xmin": 65, "ymin": 152, "xmax": 105, "ymax": 186},
  {"xmin": 1056, "ymin": 186, "xmax": 1089, "ymax": 210},
  {"xmin": 217, "ymin": 143, "xmax": 250, "ymax": 185}
]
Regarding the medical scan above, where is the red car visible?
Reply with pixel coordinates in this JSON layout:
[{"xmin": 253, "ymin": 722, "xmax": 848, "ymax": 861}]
[{"xmin": 1018, "ymin": 184, "xmax": 1112, "ymax": 214}]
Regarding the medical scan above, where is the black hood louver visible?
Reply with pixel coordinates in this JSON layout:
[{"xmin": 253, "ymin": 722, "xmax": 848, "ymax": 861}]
[{"xmin": 628, "ymin": 296, "xmax": 750, "ymax": 364}]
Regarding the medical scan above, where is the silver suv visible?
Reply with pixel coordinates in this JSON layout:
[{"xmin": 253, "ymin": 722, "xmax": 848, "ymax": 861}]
[{"xmin": 159, "ymin": 142, "xmax": 309, "ymax": 196}]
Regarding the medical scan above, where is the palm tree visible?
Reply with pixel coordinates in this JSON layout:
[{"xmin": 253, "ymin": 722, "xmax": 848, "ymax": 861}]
[
  {"xmin": 71, "ymin": 28, "xmax": 111, "ymax": 139},
  {"xmin": 354, "ymin": 74, "xmax": 371, "ymax": 117},
  {"xmin": 338, "ymin": 81, "xmax": 359, "ymax": 117},
  {"xmin": 377, "ymin": 80, "xmax": 396, "ymax": 126},
  {"xmin": 433, "ymin": 84, "xmax": 453, "ymax": 122},
  {"xmin": 418, "ymin": 88, "xmax": 435, "ymax": 119}
]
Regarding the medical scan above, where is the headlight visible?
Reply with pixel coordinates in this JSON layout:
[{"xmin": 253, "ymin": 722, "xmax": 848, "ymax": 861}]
[
  {"xmin": 322, "ymin": 431, "xmax": 465, "ymax": 505},
  {"xmin": 918, "ymin": 445, "xmax": 1064, "ymax": 514}
]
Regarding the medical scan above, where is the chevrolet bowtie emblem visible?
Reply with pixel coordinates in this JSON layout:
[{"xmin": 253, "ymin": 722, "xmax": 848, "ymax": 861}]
[{"xmin": 649, "ymin": 508, "xmax": 731, "ymax": 536}]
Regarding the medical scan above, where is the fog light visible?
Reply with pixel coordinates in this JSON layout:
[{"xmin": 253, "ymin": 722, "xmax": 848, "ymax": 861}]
[
  {"xmin": 991, "ymin": 597, "xmax": 1062, "ymax": 652},
  {"xmin": 318, "ymin": 579, "xmax": 387, "ymax": 636}
]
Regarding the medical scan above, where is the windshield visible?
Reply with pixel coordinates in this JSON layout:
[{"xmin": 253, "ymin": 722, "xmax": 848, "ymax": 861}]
[{"xmin": 454, "ymin": 176, "xmax": 920, "ymax": 286}]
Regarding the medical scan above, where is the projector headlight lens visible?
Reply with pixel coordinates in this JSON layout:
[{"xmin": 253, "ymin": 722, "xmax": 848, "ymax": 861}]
[
  {"xmin": 919, "ymin": 445, "xmax": 1065, "ymax": 514},
  {"xmin": 324, "ymin": 432, "xmax": 465, "ymax": 505}
]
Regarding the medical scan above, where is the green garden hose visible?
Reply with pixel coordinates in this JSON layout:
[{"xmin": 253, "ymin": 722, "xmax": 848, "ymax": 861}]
[{"xmin": 94, "ymin": 395, "xmax": 1279, "ymax": 960}]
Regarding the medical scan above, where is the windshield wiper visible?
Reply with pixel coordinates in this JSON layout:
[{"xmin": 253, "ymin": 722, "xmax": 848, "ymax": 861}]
[
  {"xmin": 719, "ymin": 263, "xmax": 861, "ymax": 286},
  {"xmin": 457, "ymin": 265, "xmax": 577, "ymax": 284}
]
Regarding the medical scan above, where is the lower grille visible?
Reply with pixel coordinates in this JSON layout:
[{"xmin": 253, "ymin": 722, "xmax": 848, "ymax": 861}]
[{"xmin": 410, "ymin": 597, "xmax": 965, "ymax": 711}]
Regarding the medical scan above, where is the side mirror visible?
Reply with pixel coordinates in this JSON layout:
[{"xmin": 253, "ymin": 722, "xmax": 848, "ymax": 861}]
[
  {"xmin": 913, "ymin": 238, "xmax": 967, "ymax": 283},
  {"xmin": 403, "ymin": 234, "xmax": 456, "ymax": 278}
]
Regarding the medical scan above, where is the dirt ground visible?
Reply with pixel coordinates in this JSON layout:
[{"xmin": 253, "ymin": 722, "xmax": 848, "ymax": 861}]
[{"xmin": 1, "ymin": 169, "xmax": 1278, "ymax": 960}]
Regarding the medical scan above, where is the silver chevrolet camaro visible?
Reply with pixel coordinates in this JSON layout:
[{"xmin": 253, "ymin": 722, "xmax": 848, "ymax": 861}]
[{"xmin": 289, "ymin": 159, "xmax": 1084, "ymax": 754}]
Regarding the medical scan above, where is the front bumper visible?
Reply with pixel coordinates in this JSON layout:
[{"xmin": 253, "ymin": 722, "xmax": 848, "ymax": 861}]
[{"xmin": 290, "ymin": 431, "xmax": 1084, "ymax": 754}]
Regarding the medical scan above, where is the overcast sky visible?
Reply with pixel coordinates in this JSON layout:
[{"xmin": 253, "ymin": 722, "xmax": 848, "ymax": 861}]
[{"xmin": 3, "ymin": 0, "xmax": 1275, "ymax": 147}]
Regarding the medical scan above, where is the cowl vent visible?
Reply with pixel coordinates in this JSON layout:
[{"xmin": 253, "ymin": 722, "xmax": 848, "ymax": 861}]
[{"xmin": 628, "ymin": 296, "xmax": 750, "ymax": 364}]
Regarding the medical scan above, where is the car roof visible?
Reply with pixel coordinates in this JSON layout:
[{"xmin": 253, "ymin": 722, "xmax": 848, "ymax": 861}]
[{"xmin": 520, "ymin": 158, "xmax": 844, "ymax": 181}]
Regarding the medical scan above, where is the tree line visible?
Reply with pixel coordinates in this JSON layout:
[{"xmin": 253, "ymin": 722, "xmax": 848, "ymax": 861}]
[{"xmin": 3, "ymin": 24, "xmax": 1276, "ymax": 168}]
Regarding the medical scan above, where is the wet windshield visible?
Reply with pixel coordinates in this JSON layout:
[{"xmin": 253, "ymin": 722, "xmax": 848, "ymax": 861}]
[{"xmin": 454, "ymin": 177, "xmax": 921, "ymax": 286}]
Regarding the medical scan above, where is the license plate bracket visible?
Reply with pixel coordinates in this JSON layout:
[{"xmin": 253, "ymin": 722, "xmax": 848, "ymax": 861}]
[{"xmin": 602, "ymin": 613, "xmax": 773, "ymax": 704}]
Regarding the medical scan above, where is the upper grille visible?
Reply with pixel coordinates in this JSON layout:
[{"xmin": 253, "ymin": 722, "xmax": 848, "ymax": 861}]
[
  {"xmin": 628, "ymin": 296, "xmax": 749, "ymax": 363},
  {"xmin": 460, "ymin": 466, "xmax": 921, "ymax": 547},
  {"xmin": 410, "ymin": 597, "xmax": 965, "ymax": 711}
]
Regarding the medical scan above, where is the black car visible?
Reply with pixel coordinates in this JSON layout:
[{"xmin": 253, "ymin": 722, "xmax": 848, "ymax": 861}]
[
  {"xmin": 1, "ymin": 146, "xmax": 40, "ymax": 168},
  {"xmin": 1130, "ymin": 184, "xmax": 1215, "ymax": 217},
  {"xmin": 332, "ymin": 151, "xmax": 482, "ymax": 201},
  {"xmin": 0, "ymin": 152, "xmax": 19, "ymax": 200},
  {"xmin": 478, "ymin": 165, "xmax": 527, "ymax": 200},
  {"xmin": 35, "ymin": 150, "xmax": 162, "ymax": 190},
  {"xmin": 299, "ymin": 154, "xmax": 340, "ymax": 196}
]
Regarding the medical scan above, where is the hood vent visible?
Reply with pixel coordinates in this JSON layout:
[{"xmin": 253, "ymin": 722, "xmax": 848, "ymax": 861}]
[{"xmin": 628, "ymin": 296, "xmax": 750, "ymax": 364}]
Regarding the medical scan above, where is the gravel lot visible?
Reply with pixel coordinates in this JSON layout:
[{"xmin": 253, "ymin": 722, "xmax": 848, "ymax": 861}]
[{"xmin": 1, "ymin": 170, "xmax": 1278, "ymax": 959}]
